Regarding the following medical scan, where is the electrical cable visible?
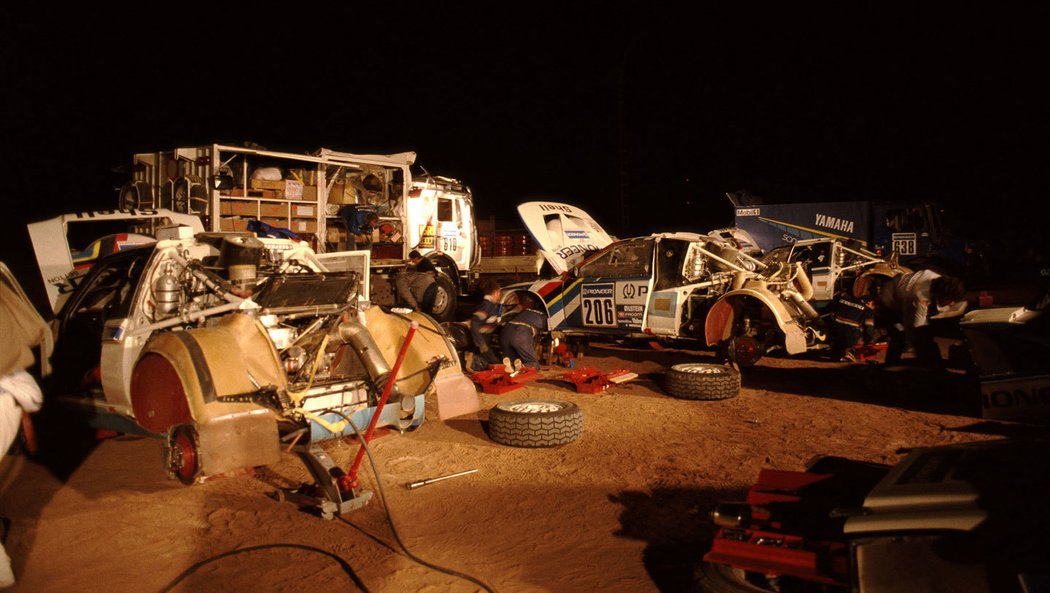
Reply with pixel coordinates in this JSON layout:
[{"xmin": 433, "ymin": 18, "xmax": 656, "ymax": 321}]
[
  {"xmin": 157, "ymin": 543, "xmax": 371, "ymax": 593},
  {"xmin": 322, "ymin": 408, "xmax": 499, "ymax": 593}
]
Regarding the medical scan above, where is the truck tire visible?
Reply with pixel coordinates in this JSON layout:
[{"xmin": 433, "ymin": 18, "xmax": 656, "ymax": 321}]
[
  {"xmin": 489, "ymin": 399, "xmax": 582, "ymax": 448},
  {"xmin": 664, "ymin": 363, "xmax": 740, "ymax": 400},
  {"xmin": 694, "ymin": 561, "xmax": 782, "ymax": 592},
  {"xmin": 429, "ymin": 273, "xmax": 458, "ymax": 322}
]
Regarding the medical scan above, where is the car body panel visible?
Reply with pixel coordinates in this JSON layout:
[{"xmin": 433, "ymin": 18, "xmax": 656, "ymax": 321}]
[{"xmin": 517, "ymin": 201, "xmax": 614, "ymax": 275}]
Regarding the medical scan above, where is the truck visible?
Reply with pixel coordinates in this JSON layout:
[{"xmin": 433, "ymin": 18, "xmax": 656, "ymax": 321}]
[
  {"xmin": 118, "ymin": 144, "xmax": 479, "ymax": 320},
  {"xmin": 730, "ymin": 194, "xmax": 970, "ymax": 277}
]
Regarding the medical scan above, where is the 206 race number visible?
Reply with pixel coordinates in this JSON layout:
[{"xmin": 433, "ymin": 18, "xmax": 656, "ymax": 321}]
[{"xmin": 581, "ymin": 283, "xmax": 616, "ymax": 327}]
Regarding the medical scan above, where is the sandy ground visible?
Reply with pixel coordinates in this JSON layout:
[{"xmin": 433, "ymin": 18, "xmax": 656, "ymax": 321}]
[{"xmin": 0, "ymin": 344, "xmax": 1032, "ymax": 593}]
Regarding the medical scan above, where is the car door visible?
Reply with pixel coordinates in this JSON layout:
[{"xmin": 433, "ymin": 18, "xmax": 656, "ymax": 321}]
[{"xmin": 563, "ymin": 239, "xmax": 654, "ymax": 336}]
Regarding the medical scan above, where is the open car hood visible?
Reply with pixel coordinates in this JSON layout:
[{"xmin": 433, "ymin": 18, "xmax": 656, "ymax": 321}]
[
  {"xmin": 517, "ymin": 201, "xmax": 614, "ymax": 275},
  {"xmin": 27, "ymin": 209, "xmax": 205, "ymax": 314}
]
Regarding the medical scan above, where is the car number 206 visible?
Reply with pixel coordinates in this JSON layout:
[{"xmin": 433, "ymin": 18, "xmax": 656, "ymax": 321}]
[{"xmin": 582, "ymin": 297, "xmax": 616, "ymax": 327}]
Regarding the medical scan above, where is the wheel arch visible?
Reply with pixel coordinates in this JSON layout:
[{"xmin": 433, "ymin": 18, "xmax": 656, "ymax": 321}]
[{"xmin": 704, "ymin": 289, "xmax": 807, "ymax": 355}]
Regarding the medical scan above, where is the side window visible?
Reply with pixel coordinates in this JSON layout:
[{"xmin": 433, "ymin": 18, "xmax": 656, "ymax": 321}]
[
  {"xmin": 67, "ymin": 252, "xmax": 150, "ymax": 323},
  {"xmin": 579, "ymin": 242, "xmax": 652, "ymax": 278},
  {"xmin": 438, "ymin": 198, "xmax": 454, "ymax": 222}
]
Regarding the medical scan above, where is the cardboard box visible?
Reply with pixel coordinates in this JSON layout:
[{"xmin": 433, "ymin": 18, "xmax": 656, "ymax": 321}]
[
  {"xmin": 260, "ymin": 217, "xmax": 288, "ymax": 229},
  {"xmin": 219, "ymin": 201, "xmax": 260, "ymax": 216},
  {"xmin": 326, "ymin": 180, "xmax": 355, "ymax": 204},
  {"xmin": 284, "ymin": 180, "xmax": 304, "ymax": 200},
  {"xmin": 259, "ymin": 203, "xmax": 286, "ymax": 218},
  {"xmin": 301, "ymin": 185, "xmax": 318, "ymax": 202},
  {"xmin": 219, "ymin": 217, "xmax": 251, "ymax": 232},
  {"xmin": 250, "ymin": 179, "xmax": 286, "ymax": 191},
  {"xmin": 293, "ymin": 219, "xmax": 318, "ymax": 234},
  {"xmin": 292, "ymin": 204, "xmax": 315, "ymax": 217}
]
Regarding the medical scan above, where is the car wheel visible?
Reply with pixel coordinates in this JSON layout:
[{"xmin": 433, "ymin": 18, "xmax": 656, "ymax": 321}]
[
  {"xmin": 664, "ymin": 363, "xmax": 740, "ymax": 400},
  {"xmin": 429, "ymin": 273, "xmax": 458, "ymax": 322},
  {"xmin": 489, "ymin": 399, "xmax": 583, "ymax": 448},
  {"xmin": 694, "ymin": 561, "xmax": 787, "ymax": 592},
  {"xmin": 721, "ymin": 335, "xmax": 763, "ymax": 367},
  {"xmin": 165, "ymin": 424, "xmax": 202, "ymax": 485}
]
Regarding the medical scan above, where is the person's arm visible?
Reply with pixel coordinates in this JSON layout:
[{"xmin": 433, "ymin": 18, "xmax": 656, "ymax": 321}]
[{"xmin": 470, "ymin": 307, "xmax": 490, "ymax": 352}]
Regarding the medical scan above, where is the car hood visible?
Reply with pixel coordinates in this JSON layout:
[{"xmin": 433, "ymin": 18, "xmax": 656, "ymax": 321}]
[{"xmin": 517, "ymin": 201, "xmax": 614, "ymax": 275}]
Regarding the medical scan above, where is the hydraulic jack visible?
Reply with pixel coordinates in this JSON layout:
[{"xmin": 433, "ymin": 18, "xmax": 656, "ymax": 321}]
[
  {"xmin": 274, "ymin": 443, "xmax": 373, "ymax": 520},
  {"xmin": 273, "ymin": 322, "xmax": 419, "ymax": 519}
]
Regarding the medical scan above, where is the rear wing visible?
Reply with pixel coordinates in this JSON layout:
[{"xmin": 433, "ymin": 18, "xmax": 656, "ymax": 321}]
[{"xmin": 27, "ymin": 209, "xmax": 204, "ymax": 314}]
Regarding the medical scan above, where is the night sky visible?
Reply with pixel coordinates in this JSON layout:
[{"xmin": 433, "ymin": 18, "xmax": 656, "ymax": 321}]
[{"xmin": 2, "ymin": 7, "xmax": 1045, "ymax": 295}]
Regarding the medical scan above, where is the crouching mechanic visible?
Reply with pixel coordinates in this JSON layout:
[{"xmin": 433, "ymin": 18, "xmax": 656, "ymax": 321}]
[
  {"xmin": 469, "ymin": 279, "xmax": 502, "ymax": 372},
  {"xmin": 499, "ymin": 294, "xmax": 547, "ymax": 369},
  {"xmin": 828, "ymin": 290, "xmax": 876, "ymax": 362},
  {"xmin": 876, "ymin": 269, "xmax": 966, "ymax": 368},
  {"xmin": 395, "ymin": 250, "xmax": 438, "ymax": 314}
]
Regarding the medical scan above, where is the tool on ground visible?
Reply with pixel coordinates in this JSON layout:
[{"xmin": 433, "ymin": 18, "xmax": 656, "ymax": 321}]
[
  {"xmin": 406, "ymin": 469, "xmax": 479, "ymax": 490},
  {"xmin": 470, "ymin": 364, "xmax": 541, "ymax": 394},
  {"xmin": 560, "ymin": 367, "xmax": 638, "ymax": 393}
]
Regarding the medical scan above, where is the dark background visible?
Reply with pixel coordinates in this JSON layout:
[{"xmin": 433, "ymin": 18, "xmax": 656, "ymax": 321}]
[{"xmin": 2, "ymin": 7, "xmax": 1046, "ymax": 300}]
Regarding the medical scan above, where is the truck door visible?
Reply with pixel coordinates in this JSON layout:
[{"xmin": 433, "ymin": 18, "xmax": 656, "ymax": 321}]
[{"xmin": 435, "ymin": 197, "xmax": 469, "ymax": 271}]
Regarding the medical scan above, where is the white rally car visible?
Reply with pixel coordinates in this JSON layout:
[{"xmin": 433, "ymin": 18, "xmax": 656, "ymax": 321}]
[
  {"xmin": 27, "ymin": 209, "xmax": 474, "ymax": 490},
  {"xmin": 500, "ymin": 202, "xmax": 824, "ymax": 365}
]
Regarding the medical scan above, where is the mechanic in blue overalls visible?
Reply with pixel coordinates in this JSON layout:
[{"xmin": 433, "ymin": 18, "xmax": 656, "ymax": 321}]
[
  {"xmin": 500, "ymin": 293, "xmax": 547, "ymax": 369},
  {"xmin": 470, "ymin": 279, "xmax": 503, "ymax": 372}
]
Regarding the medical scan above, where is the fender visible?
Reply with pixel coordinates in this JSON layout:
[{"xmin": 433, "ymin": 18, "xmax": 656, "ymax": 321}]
[
  {"xmin": 426, "ymin": 252, "xmax": 462, "ymax": 292},
  {"xmin": 705, "ymin": 288, "xmax": 808, "ymax": 355}
]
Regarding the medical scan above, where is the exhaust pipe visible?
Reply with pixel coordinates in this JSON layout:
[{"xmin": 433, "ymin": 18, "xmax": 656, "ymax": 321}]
[
  {"xmin": 785, "ymin": 290, "xmax": 820, "ymax": 320},
  {"xmin": 338, "ymin": 320, "xmax": 401, "ymax": 401}
]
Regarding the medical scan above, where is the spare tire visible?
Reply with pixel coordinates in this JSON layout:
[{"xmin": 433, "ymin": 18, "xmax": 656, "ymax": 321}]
[
  {"xmin": 489, "ymin": 399, "xmax": 583, "ymax": 448},
  {"xmin": 664, "ymin": 363, "xmax": 740, "ymax": 400}
]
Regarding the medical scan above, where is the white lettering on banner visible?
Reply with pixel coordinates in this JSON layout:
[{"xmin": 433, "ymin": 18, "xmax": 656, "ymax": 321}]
[
  {"xmin": 815, "ymin": 214, "xmax": 855, "ymax": 234},
  {"xmin": 980, "ymin": 376, "xmax": 1050, "ymax": 419}
]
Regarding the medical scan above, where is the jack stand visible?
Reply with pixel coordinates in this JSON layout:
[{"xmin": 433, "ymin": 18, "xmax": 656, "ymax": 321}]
[
  {"xmin": 470, "ymin": 364, "xmax": 541, "ymax": 394},
  {"xmin": 274, "ymin": 443, "xmax": 373, "ymax": 520},
  {"xmin": 560, "ymin": 367, "xmax": 638, "ymax": 393}
]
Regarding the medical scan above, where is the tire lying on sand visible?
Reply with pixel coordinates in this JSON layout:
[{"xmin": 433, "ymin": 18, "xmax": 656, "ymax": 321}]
[
  {"xmin": 693, "ymin": 560, "xmax": 785, "ymax": 593},
  {"xmin": 663, "ymin": 363, "xmax": 741, "ymax": 400},
  {"xmin": 489, "ymin": 400, "xmax": 583, "ymax": 447}
]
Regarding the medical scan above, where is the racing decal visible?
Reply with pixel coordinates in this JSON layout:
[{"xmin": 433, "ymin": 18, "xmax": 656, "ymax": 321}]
[
  {"xmin": 616, "ymin": 280, "xmax": 648, "ymax": 329},
  {"xmin": 736, "ymin": 208, "xmax": 760, "ymax": 216},
  {"xmin": 980, "ymin": 375, "xmax": 1050, "ymax": 420},
  {"xmin": 582, "ymin": 283, "xmax": 617, "ymax": 327},
  {"xmin": 891, "ymin": 232, "xmax": 917, "ymax": 256}
]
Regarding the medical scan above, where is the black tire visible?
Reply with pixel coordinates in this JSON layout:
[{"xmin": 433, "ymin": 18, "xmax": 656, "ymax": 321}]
[
  {"xmin": 694, "ymin": 561, "xmax": 793, "ymax": 592},
  {"xmin": 119, "ymin": 181, "xmax": 154, "ymax": 210},
  {"xmin": 489, "ymin": 399, "xmax": 583, "ymax": 448},
  {"xmin": 429, "ymin": 273, "xmax": 458, "ymax": 322},
  {"xmin": 664, "ymin": 363, "xmax": 741, "ymax": 400}
]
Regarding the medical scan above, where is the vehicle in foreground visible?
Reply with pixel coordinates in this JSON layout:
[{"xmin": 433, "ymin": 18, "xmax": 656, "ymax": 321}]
[
  {"xmin": 28, "ymin": 210, "xmax": 474, "ymax": 489},
  {"xmin": 699, "ymin": 439, "xmax": 1050, "ymax": 592}
]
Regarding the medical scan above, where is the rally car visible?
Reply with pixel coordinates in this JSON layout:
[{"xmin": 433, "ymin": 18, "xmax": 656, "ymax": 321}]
[
  {"xmin": 499, "ymin": 202, "xmax": 824, "ymax": 365},
  {"xmin": 27, "ymin": 209, "xmax": 474, "ymax": 486},
  {"xmin": 698, "ymin": 439, "xmax": 1049, "ymax": 592}
]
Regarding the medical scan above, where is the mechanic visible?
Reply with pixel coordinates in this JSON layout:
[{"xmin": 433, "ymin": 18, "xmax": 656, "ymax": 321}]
[
  {"xmin": 395, "ymin": 250, "xmax": 438, "ymax": 314},
  {"xmin": 0, "ymin": 268, "xmax": 49, "ymax": 589},
  {"xmin": 469, "ymin": 279, "xmax": 502, "ymax": 372},
  {"xmin": 828, "ymin": 289, "xmax": 876, "ymax": 362},
  {"xmin": 499, "ymin": 294, "xmax": 547, "ymax": 370},
  {"xmin": 338, "ymin": 205, "xmax": 380, "ymax": 251},
  {"xmin": 875, "ymin": 269, "xmax": 966, "ymax": 368}
]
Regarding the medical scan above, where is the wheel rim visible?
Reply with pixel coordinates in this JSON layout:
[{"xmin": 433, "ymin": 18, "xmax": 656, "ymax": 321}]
[
  {"xmin": 730, "ymin": 336, "xmax": 761, "ymax": 366},
  {"xmin": 432, "ymin": 286, "xmax": 450, "ymax": 315},
  {"xmin": 500, "ymin": 401, "xmax": 564, "ymax": 414},
  {"xmin": 674, "ymin": 364, "xmax": 726, "ymax": 375},
  {"xmin": 169, "ymin": 429, "xmax": 199, "ymax": 485}
]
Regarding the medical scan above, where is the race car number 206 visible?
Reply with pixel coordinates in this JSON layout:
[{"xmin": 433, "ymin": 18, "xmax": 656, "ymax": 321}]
[{"xmin": 582, "ymin": 283, "xmax": 616, "ymax": 327}]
